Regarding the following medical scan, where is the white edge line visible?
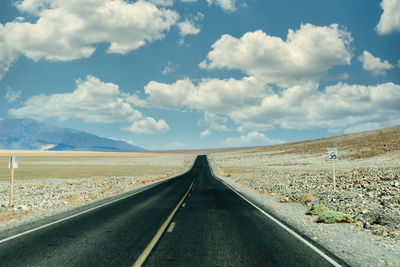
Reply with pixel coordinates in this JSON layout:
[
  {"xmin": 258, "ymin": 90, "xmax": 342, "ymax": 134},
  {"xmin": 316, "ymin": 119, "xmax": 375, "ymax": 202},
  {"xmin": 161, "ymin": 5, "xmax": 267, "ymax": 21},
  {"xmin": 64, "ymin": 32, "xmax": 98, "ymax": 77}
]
[
  {"xmin": 0, "ymin": 158, "xmax": 197, "ymax": 245},
  {"xmin": 209, "ymin": 164, "xmax": 343, "ymax": 267},
  {"xmin": 0, "ymin": 178, "xmax": 170, "ymax": 245}
]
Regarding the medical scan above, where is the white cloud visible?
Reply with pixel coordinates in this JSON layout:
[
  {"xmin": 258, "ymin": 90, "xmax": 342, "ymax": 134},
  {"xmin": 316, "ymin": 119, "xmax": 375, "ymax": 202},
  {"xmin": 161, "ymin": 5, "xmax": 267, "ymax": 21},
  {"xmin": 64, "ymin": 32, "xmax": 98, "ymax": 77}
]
[
  {"xmin": 145, "ymin": 78, "xmax": 194, "ymax": 110},
  {"xmin": 178, "ymin": 20, "xmax": 201, "ymax": 37},
  {"xmin": 9, "ymin": 75, "xmax": 169, "ymax": 134},
  {"xmin": 0, "ymin": 32, "xmax": 18, "ymax": 79},
  {"xmin": 177, "ymin": 12, "xmax": 203, "ymax": 44},
  {"xmin": 200, "ymin": 24, "xmax": 352, "ymax": 87},
  {"xmin": 144, "ymin": 76, "xmax": 267, "ymax": 113},
  {"xmin": 200, "ymin": 129, "xmax": 211, "ymax": 137},
  {"xmin": 207, "ymin": 0, "xmax": 237, "ymax": 12},
  {"xmin": 14, "ymin": 0, "xmax": 50, "ymax": 16},
  {"xmin": 200, "ymin": 112, "xmax": 229, "ymax": 131},
  {"xmin": 124, "ymin": 92, "xmax": 148, "ymax": 108},
  {"xmin": 231, "ymin": 82, "xmax": 400, "ymax": 133},
  {"xmin": 5, "ymin": 87, "xmax": 22, "ymax": 103},
  {"xmin": 123, "ymin": 117, "xmax": 170, "ymax": 134},
  {"xmin": 142, "ymin": 75, "xmax": 400, "ymax": 134},
  {"xmin": 223, "ymin": 132, "xmax": 285, "ymax": 147},
  {"xmin": 0, "ymin": 0, "xmax": 179, "ymax": 78},
  {"xmin": 161, "ymin": 61, "xmax": 178, "ymax": 75},
  {"xmin": 376, "ymin": 0, "xmax": 400, "ymax": 35},
  {"xmin": 358, "ymin": 50, "xmax": 394, "ymax": 76}
]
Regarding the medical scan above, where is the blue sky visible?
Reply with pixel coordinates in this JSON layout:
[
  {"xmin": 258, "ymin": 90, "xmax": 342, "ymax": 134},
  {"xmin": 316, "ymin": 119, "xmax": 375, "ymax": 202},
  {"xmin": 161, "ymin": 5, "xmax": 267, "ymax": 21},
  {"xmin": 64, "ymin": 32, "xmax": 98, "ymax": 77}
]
[{"xmin": 0, "ymin": 0, "xmax": 399, "ymax": 150}]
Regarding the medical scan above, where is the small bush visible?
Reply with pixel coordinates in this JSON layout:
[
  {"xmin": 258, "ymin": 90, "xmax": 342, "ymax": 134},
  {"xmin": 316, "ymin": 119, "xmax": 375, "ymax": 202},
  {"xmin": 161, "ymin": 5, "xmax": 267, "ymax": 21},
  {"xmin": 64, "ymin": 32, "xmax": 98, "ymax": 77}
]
[
  {"xmin": 306, "ymin": 204, "xmax": 331, "ymax": 215},
  {"xmin": 316, "ymin": 211, "xmax": 353, "ymax": 224}
]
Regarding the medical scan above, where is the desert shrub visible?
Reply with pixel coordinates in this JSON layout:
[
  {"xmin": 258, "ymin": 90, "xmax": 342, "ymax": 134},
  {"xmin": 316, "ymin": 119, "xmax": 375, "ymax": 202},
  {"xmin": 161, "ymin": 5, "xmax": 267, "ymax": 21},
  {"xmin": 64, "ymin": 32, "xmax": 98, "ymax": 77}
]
[
  {"xmin": 306, "ymin": 204, "xmax": 331, "ymax": 215},
  {"xmin": 316, "ymin": 211, "xmax": 353, "ymax": 224}
]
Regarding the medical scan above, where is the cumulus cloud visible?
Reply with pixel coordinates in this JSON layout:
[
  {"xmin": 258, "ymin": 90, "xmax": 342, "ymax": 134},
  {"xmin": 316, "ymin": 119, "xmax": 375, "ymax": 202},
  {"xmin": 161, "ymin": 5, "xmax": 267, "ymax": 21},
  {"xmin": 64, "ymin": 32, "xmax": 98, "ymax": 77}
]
[
  {"xmin": 207, "ymin": 0, "xmax": 237, "ymax": 12},
  {"xmin": 358, "ymin": 50, "xmax": 394, "ymax": 76},
  {"xmin": 177, "ymin": 12, "xmax": 203, "ymax": 44},
  {"xmin": 140, "ymin": 23, "xmax": 397, "ymax": 135},
  {"xmin": 145, "ymin": 78, "xmax": 194, "ymax": 110},
  {"xmin": 200, "ymin": 129, "xmax": 211, "ymax": 137},
  {"xmin": 376, "ymin": 0, "xmax": 400, "ymax": 35},
  {"xmin": 144, "ymin": 76, "xmax": 267, "ymax": 113},
  {"xmin": 123, "ymin": 117, "xmax": 170, "ymax": 134},
  {"xmin": 142, "ymin": 74, "xmax": 400, "ymax": 134},
  {"xmin": 223, "ymin": 132, "xmax": 285, "ymax": 147},
  {"xmin": 200, "ymin": 24, "xmax": 352, "ymax": 86},
  {"xmin": 178, "ymin": 20, "xmax": 201, "ymax": 37},
  {"xmin": 0, "ymin": 0, "xmax": 179, "ymax": 78},
  {"xmin": 9, "ymin": 75, "xmax": 169, "ymax": 134},
  {"xmin": 200, "ymin": 112, "xmax": 229, "ymax": 131},
  {"xmin": 4, "ymin": 87, "xmax": 22, "ymax": 103},
  {"xmin": 231, "ymin": 82, "xmax": 400, "ymax": 133}
]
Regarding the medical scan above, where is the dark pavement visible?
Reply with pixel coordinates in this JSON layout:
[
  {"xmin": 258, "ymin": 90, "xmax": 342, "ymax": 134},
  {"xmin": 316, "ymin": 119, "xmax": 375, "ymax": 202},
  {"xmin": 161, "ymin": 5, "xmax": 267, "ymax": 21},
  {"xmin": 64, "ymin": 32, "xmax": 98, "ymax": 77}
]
[{"xmin": 0, "ymin": 156, "xmax": 341, "ymax": 266}]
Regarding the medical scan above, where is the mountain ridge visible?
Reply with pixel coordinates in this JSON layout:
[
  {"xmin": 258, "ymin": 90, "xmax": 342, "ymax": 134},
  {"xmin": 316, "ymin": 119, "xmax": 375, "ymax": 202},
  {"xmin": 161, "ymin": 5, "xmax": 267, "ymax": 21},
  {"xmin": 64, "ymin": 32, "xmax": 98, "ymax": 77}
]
[{"xmin": 0, "ymin": 119, "xmax": 144, "ymax": 152}]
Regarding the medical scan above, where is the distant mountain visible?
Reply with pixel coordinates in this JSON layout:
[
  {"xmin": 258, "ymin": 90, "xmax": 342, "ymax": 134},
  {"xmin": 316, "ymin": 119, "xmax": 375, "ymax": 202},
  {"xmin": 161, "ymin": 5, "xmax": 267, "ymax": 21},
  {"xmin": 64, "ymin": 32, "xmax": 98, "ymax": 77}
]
[{"xmin": 0, "ymin": 119, "xmax": 144, "ymax": 152}]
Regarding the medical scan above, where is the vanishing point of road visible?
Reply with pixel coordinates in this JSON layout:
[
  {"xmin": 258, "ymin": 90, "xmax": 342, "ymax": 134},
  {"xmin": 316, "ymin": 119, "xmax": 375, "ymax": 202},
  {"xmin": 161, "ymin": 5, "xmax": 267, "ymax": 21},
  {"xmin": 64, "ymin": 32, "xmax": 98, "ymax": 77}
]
[{"xmin": 0, "ymin": 156, "xmax": 346, "ymax": 266}]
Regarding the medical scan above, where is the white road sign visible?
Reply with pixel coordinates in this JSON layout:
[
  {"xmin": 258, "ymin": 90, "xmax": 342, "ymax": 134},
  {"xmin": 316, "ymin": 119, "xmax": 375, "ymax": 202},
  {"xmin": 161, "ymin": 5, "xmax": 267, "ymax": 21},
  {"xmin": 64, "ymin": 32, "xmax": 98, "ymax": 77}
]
[
  {"xmin": 8, "ymin": 156, "xmax": 18, "ymax": 168},
  {"xmin": 328, "ymin": 148, "xmax": 338, "ymax": 160}
]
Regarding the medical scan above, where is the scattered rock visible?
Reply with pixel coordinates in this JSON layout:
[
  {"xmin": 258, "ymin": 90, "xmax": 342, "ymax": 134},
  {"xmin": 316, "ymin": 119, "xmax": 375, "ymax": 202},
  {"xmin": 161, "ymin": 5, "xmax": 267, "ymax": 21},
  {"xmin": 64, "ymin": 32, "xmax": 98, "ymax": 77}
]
[{"xmin": 278, "ymin": 197, "xmax": 290, "ymax": 203}]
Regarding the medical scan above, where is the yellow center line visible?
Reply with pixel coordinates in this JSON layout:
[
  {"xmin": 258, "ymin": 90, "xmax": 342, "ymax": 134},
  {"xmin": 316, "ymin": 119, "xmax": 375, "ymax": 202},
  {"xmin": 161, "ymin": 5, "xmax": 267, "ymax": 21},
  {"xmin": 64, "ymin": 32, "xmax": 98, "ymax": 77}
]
[
  {"xmin": 167, "ymin": 222, "xmax": 176, "ymax": 233},
  {"xmin": 182, "ymin": 203, "xmax": 186, "ymax": 208},
  {"xmin": 132, "ymin": 179, "xmax": 195, "ymax": 267}
]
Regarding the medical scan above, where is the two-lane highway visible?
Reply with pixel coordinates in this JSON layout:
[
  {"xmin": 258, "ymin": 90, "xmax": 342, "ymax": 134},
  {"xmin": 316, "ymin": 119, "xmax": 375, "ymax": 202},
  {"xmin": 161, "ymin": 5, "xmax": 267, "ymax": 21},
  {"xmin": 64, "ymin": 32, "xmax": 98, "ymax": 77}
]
[
  {"xmin": 0, "ymin": 156, "xmax": 344, "ymax": 266},
  {"xmin": 144, "ymin": 156, "xmax": 339, "ymax": 266}
]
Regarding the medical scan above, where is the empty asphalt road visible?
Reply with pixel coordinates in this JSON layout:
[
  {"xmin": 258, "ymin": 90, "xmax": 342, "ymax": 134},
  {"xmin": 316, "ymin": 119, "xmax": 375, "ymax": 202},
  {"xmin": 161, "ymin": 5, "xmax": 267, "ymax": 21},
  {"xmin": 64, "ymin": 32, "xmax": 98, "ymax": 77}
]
[{"xmin": 0, "ymin": 156, "xmax": 344, "ymax": 266}]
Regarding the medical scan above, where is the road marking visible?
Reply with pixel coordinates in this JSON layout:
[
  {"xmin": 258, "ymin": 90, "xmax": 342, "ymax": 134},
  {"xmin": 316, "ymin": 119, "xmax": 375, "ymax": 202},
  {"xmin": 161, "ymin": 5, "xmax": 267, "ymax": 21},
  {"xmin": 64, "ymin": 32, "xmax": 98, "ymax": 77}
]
[
  {"xmin": 0, "ymin": 179, "xmax": 172, "ymax": 245},
  {"xmin": 182, "ymin": 203, "xmax": 186, "ymax": 208},
  {"xmin": 167, "ymin": 222, "xmax": 176, "ymax": 233},
  {"xmin": 133, "ymin": 179, "xmax": 194, "ymax": 267},
  {"xmin": 213, "ymin": 175, "xmax": 343, "ymax": 267}
]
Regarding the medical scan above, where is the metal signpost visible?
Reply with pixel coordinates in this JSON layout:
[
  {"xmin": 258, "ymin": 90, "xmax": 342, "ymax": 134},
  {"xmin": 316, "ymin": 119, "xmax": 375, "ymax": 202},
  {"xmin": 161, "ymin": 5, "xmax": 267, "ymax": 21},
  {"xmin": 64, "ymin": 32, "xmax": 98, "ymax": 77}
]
[
  {"xmin": 9, "ymin": 156, "xmax": 18, "ymax": 207},
  {"xmin": 328, "ymin": 148, "xmax": 338, "ymax": 192}
]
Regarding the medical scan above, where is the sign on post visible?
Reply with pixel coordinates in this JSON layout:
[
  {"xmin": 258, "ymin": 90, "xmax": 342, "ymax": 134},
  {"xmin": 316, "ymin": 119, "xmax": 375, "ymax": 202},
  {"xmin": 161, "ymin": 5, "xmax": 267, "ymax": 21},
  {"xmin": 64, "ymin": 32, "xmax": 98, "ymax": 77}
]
[
  {"xmin": 328, "ymin": 148, "xmax": 338, "ymax": 192},
  {"xmin": 9, "ymin": 156, "xmax": 18, "ymax": 169},
  {"xmin": 328, "ymin": 148, "xmax": 338, "ymax": 160},
  {"xmin": 9, "ymin": 155, "xmax": 18, "ymax": 207}
]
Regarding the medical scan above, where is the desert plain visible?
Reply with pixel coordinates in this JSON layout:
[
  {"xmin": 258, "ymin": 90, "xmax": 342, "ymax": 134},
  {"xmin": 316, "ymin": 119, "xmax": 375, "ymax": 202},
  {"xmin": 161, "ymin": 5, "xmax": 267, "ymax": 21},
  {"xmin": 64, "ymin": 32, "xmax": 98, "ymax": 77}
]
[{"xmin": 0, "ymin": 126, "xmax": 399, "ymax": 266}]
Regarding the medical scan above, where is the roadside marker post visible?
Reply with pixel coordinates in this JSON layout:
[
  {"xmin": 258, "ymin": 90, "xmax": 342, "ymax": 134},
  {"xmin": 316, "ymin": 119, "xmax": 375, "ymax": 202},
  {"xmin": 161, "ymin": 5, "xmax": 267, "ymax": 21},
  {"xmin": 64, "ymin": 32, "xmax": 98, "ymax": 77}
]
[
  {"xmin": 328, "ymin": 148, "xmax": 338, "ymax": 192},
  {"xmin": 8, "ymin": 156, "xmax": 18, "ymax": 207}
]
